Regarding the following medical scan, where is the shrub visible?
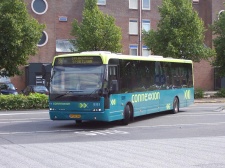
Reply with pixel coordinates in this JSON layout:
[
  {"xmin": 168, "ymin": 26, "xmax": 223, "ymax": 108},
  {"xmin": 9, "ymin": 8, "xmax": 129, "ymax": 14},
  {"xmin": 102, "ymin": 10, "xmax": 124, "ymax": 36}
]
[
  {"xmin": 0, "ymin": 93, "xmax": 49, "ymax": 110},
  {"xmin": 215, "ymin": 88, "xmax": 225, "ymax": 98},
  {"xmin": 194, "ymin": 88, "xmax": 204, "ymax": 99}
]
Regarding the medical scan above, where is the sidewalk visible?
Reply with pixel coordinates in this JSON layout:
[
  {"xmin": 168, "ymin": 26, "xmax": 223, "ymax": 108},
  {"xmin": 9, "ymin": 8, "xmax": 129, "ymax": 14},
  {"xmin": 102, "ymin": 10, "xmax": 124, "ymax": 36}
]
[
  {"xmin": 194, "ymin": 98, "xmax": 225, "ymax": 103},
  {"xmin": 194, "ymin": 91, "xmax": 225, "ymax": 103}
]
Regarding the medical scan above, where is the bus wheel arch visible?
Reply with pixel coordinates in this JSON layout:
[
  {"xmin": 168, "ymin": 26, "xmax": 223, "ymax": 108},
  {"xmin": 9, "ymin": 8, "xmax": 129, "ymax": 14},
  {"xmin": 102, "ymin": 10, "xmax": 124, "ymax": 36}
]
[
  {"xmin": 171, "ymin": 96, "xmax": 179, "ymax": 114},
  {"xmin": 122, "ymin": 102, "xmax": 133, "ymax": 125}
]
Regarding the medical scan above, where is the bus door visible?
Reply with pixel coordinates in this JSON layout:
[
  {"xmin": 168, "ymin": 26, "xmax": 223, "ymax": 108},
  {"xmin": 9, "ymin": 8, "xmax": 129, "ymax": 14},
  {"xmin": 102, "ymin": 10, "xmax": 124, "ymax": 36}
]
[
  {"xmin": 149, "ymin": 61, "xmax": 160, "ymax": 112},
  {"xmin": 155, "ymin": 61, "xmax": 172, "ymax": 112},
  {"xmin": 107, "ymin": 64, "xmax": 122, "ymax": 119}
]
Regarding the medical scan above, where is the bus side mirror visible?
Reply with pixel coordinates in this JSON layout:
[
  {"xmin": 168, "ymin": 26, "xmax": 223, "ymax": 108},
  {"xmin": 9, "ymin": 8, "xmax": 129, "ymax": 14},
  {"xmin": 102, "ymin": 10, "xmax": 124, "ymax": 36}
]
[{"xmin": 110, "ymin": 80, "xmax": 118, "ymax": 93}]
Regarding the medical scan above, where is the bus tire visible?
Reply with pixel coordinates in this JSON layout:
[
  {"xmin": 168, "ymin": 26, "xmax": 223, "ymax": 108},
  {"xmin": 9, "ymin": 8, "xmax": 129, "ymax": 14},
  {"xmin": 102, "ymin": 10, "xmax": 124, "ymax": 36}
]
[
  {"xmin": 75, "ymin": 120, "xmax": 82, "ymax": 124},
  {"xmin": 171, "ymin": 97, "xmax": 179, "ymax": 114},
  {"xmin": 122, "ymin": 105, "xmax": 131, "ymax": 125}
]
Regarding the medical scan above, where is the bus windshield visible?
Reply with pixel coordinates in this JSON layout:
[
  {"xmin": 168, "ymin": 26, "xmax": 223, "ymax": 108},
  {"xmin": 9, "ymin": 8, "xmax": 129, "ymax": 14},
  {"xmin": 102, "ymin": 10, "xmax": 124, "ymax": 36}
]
[{"xmin": 50, "ymin": 65, "xmax": 105, "ymax": 96}]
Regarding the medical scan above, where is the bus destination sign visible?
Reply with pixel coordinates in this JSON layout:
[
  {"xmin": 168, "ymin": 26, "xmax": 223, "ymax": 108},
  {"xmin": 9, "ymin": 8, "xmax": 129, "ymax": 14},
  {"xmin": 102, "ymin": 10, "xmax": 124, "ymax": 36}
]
[{"xmin": 54, "ymin": 56, "xmax": 103, "ymax": 65}]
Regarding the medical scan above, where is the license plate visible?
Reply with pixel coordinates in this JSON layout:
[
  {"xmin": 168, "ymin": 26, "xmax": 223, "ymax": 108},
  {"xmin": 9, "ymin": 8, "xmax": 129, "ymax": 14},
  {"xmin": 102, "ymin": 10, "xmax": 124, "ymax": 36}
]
[{"xmin": 69, "ymin": 114, "xmax": 81, "ymax": 119}]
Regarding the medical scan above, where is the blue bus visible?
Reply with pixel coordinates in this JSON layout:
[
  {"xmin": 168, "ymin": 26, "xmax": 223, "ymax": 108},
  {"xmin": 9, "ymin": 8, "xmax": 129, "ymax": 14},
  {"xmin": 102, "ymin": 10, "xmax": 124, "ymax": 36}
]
[{"xmin": 49, "ymin": 51, "xmax": 194, "ymax": 125}]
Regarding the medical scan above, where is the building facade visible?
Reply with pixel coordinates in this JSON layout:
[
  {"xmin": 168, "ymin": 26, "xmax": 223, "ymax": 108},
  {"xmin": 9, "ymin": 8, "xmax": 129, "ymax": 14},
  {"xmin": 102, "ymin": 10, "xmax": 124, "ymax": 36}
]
[{"xmin": 10, "ymin": 0, "xmax": 225, "ymax": 91}]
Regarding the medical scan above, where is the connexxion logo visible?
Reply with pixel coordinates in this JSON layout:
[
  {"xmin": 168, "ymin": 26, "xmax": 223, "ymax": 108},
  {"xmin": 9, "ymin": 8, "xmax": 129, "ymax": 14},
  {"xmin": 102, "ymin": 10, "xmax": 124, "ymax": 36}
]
[
  {"xmin": 111, "ymin": 99, "xmax": 116, "ymax": 106},
  {"xmin": 79, "ymin": 103, "xmax": 88, "ymax": 108},
  {"xmin": 184, "ymin": 90, "xmax": 191, "ymax": 99},
  {"xmin": 132, "ymin": 92, "xmax": 160, "ymax": 103}
]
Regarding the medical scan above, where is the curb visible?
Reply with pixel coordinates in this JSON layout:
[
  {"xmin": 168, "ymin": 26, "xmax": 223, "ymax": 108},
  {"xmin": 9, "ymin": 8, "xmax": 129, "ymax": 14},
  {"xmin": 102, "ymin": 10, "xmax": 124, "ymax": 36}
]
[{"xmin": 194, "ymin": 98, "xmax": 225, "ymax": 103}]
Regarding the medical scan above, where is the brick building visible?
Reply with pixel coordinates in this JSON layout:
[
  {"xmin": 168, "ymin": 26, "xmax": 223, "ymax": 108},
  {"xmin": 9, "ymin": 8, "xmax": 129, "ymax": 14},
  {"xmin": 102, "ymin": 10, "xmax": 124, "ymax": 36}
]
[{"xmin": 10, "ymin": 0, "xmax": 225, "ymax": 91}]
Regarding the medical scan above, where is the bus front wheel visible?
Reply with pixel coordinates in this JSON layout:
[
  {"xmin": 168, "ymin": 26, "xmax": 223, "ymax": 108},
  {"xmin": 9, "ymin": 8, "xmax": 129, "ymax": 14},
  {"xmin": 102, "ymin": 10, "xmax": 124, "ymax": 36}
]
[
  {"xmin": 171, "ymin": 97, "xmax": 179, "ymax": 114},
  {"xmin": 122, "ymin": 105, "xmax": 131, "ymax": 125}
]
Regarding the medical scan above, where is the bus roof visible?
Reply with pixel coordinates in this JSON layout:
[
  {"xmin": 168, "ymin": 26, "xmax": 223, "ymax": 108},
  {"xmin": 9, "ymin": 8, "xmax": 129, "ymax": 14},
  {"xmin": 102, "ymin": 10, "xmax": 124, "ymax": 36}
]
[{"xmin": 53, "ymin": 51, "xmax": 193, "ymax": 65}]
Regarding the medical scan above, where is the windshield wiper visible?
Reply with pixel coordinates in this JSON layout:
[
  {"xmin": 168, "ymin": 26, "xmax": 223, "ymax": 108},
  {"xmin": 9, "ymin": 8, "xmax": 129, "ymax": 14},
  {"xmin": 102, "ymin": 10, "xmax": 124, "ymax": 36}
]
[
  {"xmin": 54, "ymin": 94, "xmax": 67, "ymax": 99},
  {"xmin": 87, "ymin": 89, "xmax": 101, "ymax": 97},
  {"xmin": 53, "ymin": 90, "xmax": 84, "ymax": 99},
  {"xmin": 67, "ymin": 90, "xmax": 83, "ymax": 93}
]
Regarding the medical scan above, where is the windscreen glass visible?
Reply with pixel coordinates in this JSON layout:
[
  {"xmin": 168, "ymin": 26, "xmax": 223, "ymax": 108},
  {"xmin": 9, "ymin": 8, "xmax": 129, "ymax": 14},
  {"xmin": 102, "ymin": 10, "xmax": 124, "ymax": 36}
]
[{"xmin": 50, "ymin": 65, "xmax": 105, "ymax": 95}]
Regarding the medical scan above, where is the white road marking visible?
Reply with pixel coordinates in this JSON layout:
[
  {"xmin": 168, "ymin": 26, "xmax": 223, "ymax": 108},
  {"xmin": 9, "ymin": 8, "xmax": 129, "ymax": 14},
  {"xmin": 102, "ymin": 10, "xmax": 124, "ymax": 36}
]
[{"xmin": 74, "ymin": 130, "xmax": 129, "ymax": 136}]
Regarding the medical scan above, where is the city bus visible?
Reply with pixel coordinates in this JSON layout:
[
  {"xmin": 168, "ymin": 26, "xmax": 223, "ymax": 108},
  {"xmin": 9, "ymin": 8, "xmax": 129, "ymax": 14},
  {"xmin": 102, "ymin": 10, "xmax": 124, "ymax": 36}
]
[{"xmin": 49, "ymin": 51, "xmax": 194, "ymax": 125}]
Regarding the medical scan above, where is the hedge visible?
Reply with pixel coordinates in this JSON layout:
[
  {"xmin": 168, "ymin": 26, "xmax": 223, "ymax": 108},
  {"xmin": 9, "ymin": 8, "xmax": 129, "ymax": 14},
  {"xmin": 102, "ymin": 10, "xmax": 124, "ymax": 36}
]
[
  {"xmin": 215, "ymin": 88, "xmax": 225, "ymax": 98},
  {"xmin": 194, "ymin": 88, "xmax": 204, "ymax": 99},
  {"xmin": 0, "ymin": 93, "xmax": 49, "ymax": 110}
]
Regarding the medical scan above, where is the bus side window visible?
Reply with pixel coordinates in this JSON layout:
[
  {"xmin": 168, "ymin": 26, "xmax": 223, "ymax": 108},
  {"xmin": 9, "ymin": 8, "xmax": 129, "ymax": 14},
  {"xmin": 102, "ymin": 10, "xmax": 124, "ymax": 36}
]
[
  {"xmin": 155, "ymin": 62, "xmax": 163, "ymax": 87},
  {"xmin": 162, "ymin": 62, "xmax": 172, "ymax": 89}
]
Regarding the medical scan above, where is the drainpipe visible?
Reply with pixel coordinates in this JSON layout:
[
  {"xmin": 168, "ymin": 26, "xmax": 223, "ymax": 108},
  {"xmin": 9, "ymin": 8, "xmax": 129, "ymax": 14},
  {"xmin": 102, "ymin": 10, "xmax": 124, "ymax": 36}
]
[{"xmin": 139, "ymin": 0, "xmax": 142, "ymax": 56}]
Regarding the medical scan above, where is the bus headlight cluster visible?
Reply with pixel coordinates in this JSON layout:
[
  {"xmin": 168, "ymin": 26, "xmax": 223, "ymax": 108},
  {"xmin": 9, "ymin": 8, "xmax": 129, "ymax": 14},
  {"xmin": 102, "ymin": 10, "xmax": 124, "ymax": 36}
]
[{"xmin": 93, "ymin": 109, "xmax": 101, "ymax": 112}]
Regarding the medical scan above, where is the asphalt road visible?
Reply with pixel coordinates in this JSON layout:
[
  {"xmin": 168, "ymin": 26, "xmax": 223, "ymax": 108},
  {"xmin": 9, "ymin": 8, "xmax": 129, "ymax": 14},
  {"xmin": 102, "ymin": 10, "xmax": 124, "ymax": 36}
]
[{"xmin": 0, "ymin": 103, "xmax": 225, "ymax": 168}]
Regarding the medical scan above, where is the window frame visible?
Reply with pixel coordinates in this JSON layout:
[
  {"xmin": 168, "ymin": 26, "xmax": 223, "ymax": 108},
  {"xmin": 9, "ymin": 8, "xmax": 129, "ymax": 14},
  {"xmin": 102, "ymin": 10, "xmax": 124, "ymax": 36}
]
[
  {"xmin": 192, "ymin": 0, "xmax": 199, "ymax": 4},
  {"xmin": 56, "ymin": 39, "xmax": 77, "ymax": 53},
  {"xmin": 218, "ymin": 10, "xmax": 225, "ymax": 20},
  {"xmin": 142, "ymin": 19, "xmax": 151, "ymax": 32},
  {"xmin": 31, "ymin": 0, "xmax": 48, "ymax": 15},
  {"xmin": 129, "ymin": 19, "xmax": 138, "ymax": 35},
  {"xmin": 142, "ymin": 46, "xmax": 151, "ymax": 56},
  {"xmin": 97, "ymin": 0, "xmax": 106, "ymax": 5},
  {"xmin": 129, "ymin": 44, "xmax": 138, "ymax": 56},
  {"xmin": 129, "ymin": 0, "xmax": 138, "ymax": 9},
  {"xmin": 38, "ymin": 31, "xmax": 48, "ymax": 47},
  {"xmin": 142, "ymin": 0, "xmax": 150, "ymax": 10}
]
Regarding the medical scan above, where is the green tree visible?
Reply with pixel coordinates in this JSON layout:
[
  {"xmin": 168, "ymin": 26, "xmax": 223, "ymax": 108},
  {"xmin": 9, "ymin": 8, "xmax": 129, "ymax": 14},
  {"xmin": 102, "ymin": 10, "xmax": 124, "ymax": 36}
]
[
  {"xmin": 143, "ymin": 0, "xmax": 214, "ymax": 62},
  {"xmin": 0, "ymin": 0, "xmax": 45, "ymax": 77},
  {"xmin": 211, "ymin": 9, "xmax": 225, "ymax": 77},
  {"xmin": 71, "ymin": 0, "xmax": 122, "ymax": 53}
]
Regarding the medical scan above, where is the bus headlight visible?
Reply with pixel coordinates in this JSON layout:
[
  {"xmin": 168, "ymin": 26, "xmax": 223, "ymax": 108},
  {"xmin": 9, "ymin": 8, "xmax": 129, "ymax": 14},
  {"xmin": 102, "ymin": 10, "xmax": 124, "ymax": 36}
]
[{"xmin": 93, "ymin": 109, "xmax": 101, "ymax": 112}]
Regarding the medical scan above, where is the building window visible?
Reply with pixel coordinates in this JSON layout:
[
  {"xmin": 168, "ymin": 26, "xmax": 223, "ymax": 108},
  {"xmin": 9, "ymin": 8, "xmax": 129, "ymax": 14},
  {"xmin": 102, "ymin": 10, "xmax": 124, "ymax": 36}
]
[
  {"xmin": 59, "ymin": 16, "xmax": 68, "ymax": 22},
  {"xmin": 56, "ymin": 39, "xmax": 77, "ymax": 52},
  {"xmin": 97, "ymin": 0, "xmax": 106, "ymax": 5},
  {"xmin": 142, "ymin": 0, "xmax": 150, "ymax": 10},
  {"xmin": 142, "ymin": 46, "xmax": 151, "ymax": 56},
  {"xmin": 129, "ymin": 0, "xmax": 138, "ymax": 9},
  {"xmin": 38, "ymin": 31, "xmax": 48, "ymax": 47},
  {"xmin": 129, "ymin": 19, "xmax": 138, "ymax": 35},
  {"xmin": 142, "ymin": 20, "xmax": 150, "ymax": 32},
  {"xmin": 31, "ymin": 0, "xmax": 48, "ymax": 15},
  {"xmin": 129, "ymin": 45, "xmax": 138, "ymax": 56},
  {"xmin": 218, "ymin": 10, "xmax": 225, "ymax": 19},
  {"xmin": 192, "ymin": 0, "xmax": 199, "ymax": 4}
]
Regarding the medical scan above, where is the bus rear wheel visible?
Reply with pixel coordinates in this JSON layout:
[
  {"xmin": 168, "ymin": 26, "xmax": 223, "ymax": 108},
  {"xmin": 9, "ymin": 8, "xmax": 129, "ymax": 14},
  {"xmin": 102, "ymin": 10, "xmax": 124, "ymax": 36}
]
[
  {"xmin": 171, "ymin": 97, "xmax": 179, "ymax": 114},
  {"xmin": 122, "ymin": 105, "xmax": 131, "ymax": 125}
]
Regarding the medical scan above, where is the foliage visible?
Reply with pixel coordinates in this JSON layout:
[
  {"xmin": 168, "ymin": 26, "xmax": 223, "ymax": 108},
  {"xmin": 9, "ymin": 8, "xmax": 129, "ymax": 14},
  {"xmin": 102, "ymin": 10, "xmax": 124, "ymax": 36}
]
[
  {"xmin": 0, "ymin": 93, "xmax": 48, "ymax": 110},
  {"xmin": 194, "ymin": 88, "xmax": 204, "ymax": 99},
  {"xmin": 215, "ymin": 88, "xmax": 225, "ymax": 98},
  {"xmin": 211, "ymin": 7, "xmax": 225, "ymax": 77},
  {"xmin": 71, "ymin": 0, "xmax": 122, "ymax": 53},
  {"xmin": 0, "ymin": 0, "xmax": 45, "ymax": 77},
  {"xmin": 143, "ymin": 0, "xmax": 215, "ymax": 62}
]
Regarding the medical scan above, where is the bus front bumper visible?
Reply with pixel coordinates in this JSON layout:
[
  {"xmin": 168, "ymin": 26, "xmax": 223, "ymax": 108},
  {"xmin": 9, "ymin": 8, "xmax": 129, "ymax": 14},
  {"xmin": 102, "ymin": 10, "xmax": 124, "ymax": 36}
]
[{"xmin": 49, "ymin": 110, "xmax": 110, "ymax": 122}]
